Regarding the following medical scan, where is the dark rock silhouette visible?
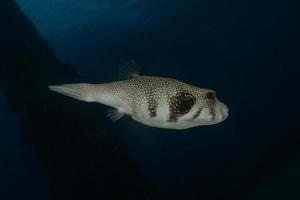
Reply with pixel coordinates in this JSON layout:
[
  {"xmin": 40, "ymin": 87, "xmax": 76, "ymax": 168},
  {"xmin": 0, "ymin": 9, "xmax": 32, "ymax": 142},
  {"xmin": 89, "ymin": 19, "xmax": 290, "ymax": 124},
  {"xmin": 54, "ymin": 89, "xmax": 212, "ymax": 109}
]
[{"xmin": 0, "ymin": 1, "xmax": 158, "ymax": 199}]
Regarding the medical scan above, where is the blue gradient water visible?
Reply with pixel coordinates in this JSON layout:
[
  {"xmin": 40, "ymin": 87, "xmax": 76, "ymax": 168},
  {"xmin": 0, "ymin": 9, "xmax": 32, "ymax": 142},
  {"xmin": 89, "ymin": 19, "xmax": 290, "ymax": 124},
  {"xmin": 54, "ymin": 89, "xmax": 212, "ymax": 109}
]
[
  {"xmin": 0, "ymin": 92, "xmax": 49, "ymax": 200},
  {"xmin": 2, "ymin": 0, "xmax": 300, "ymax": 199}
]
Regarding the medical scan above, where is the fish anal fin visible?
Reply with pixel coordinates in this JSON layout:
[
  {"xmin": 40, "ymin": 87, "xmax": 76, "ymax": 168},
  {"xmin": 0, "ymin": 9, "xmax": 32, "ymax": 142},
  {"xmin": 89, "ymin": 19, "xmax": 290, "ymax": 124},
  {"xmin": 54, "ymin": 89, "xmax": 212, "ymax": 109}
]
[
  {"xmin": 106, "ymin": 108, "xmax": 125, "ymax": 122},
  {"xmin": 118, "ymin": 60, "xmax": 140, "ymax": 79}
]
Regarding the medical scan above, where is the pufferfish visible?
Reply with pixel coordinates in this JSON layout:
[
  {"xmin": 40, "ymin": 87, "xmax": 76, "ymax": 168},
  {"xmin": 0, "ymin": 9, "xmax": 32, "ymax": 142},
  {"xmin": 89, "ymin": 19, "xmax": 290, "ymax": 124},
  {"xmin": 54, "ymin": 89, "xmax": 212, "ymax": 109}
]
[{"xmin": 49, "ymin": 61, "xmax": 228, "ymax": 129}]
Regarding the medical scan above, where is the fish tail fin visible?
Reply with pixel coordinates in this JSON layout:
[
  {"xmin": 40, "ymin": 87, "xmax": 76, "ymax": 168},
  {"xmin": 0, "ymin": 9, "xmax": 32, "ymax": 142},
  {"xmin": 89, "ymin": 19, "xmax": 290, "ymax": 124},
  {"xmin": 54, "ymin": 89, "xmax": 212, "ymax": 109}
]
[{"xmin": 49, "ymin": 83, "xmax": 95, "ymax": 102}]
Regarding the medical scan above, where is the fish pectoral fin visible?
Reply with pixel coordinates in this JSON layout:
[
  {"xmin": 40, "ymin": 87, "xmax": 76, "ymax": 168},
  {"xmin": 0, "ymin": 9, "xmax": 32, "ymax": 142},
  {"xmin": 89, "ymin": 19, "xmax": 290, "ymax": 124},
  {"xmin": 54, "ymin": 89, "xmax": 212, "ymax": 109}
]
[
  {"xmin": 106, "ymin": 108, "xmax": 125, "ymax": 122},
  {"xmin": 118, "ymin": 60, "xmax": 140, "ymax": 79}
]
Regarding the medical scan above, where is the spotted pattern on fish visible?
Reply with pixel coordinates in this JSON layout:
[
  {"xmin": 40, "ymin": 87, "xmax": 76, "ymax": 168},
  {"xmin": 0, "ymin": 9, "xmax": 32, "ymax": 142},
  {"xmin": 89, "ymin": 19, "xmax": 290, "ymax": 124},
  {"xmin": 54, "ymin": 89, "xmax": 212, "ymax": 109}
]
[
  {"xmin": 147, "ymin": 89, "xmax": 158, "ymax": 117},
  {"xmin": 209, "ymin": 103, "xmax": 216, "ymax": 120},
  {"xmin": 49, "ymin": 72, "xmax": 229, "ymax": 129},
  {"xmin": 167, "ymin": 91, "xmax": 196, "ymax": 122},
  {"xmin": 191, "ymin": 105, "xmax": 203, "ymax": 120}
]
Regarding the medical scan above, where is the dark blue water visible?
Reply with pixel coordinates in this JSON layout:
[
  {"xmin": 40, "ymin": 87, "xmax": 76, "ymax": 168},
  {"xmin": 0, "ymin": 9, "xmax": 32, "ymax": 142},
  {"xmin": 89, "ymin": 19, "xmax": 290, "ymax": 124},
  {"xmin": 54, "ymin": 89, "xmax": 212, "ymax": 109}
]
[
  {"xmin": 0, "ymin": 92, "xmax": 50, "ymax": 200},
  {"xmin": 1, "ymin": 0, "xmax": 299, "ymax": 199}
]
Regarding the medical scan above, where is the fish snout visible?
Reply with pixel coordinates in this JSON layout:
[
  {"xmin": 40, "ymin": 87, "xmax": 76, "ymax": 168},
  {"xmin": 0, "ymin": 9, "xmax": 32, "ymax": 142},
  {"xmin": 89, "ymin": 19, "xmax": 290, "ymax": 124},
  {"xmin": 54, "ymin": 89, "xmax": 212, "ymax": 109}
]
[{"xmin": 220, "ymin": 102, "xmax": 229, "ymax": 120}]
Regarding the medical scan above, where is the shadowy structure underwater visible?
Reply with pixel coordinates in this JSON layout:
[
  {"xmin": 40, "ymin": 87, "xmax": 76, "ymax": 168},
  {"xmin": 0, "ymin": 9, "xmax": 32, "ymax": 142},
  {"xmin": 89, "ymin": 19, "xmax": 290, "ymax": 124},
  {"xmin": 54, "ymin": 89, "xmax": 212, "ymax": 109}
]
[
  {"xmin": 0, "ymin": 0, "xmax": 159, "ymax": 199},
  {"xmin": 1, "ymin": 0, "xmax": 300, "ymax": 200}
]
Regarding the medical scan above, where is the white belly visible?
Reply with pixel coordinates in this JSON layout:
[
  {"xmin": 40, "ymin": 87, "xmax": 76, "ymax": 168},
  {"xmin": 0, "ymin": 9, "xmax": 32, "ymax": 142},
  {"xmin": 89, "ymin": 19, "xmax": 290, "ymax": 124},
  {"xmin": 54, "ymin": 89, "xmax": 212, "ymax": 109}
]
[
  {"xmin": 130, "ymin": 104, "xmax": 192, "ymax": 129},
  {"xmin": 130, "ymin": 104, "xmax": 221, "ymax": 130}
]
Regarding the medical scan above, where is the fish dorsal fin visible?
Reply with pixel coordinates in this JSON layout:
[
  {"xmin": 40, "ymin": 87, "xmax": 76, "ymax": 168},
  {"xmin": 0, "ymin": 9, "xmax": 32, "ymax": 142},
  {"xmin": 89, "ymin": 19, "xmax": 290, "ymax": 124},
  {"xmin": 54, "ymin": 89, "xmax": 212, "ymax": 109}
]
[{"xmin": 118, "ymin": 60, "xmax": 140, "ymax": 79}]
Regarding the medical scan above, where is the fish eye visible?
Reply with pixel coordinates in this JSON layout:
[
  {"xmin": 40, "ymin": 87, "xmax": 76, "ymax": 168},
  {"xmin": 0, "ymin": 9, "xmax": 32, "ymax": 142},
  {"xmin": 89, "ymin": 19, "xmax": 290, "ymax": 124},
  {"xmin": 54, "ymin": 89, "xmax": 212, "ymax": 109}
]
[{"xmin": 206, "ymin": 92, "xmax": 216, "ymax": 100}]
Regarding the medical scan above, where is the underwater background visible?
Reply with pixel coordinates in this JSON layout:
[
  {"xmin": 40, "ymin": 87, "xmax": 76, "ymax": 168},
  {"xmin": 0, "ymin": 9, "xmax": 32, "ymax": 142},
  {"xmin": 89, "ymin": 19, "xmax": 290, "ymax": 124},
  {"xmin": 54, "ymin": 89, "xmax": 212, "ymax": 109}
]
[{"xmin": 0, "ymin": 0, "xmax": 299, "ymax": 199}]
